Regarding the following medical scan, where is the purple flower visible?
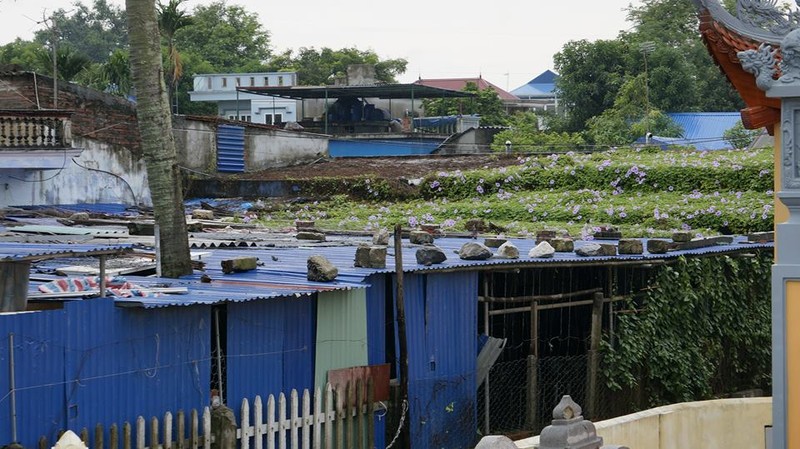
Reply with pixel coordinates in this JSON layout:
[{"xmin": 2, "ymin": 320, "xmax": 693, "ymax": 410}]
[
  {"xmin": 408, "ymin": 216, "xmax": 418, "ymax": 227},
  {"xmin": 477, "ymin": 185, "xmax": 484, "ymax": 194},
  {"xmin": 430, "ymin": 180, "xmax": 440, "ymax": 189}
]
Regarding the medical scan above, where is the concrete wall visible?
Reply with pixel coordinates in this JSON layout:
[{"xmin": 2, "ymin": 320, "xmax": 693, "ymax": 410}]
[
  {"xmin": 514, "ymin": 398, "xmax": 771, "ymax": 449},
  {"xmin": 0, "ymin": 137, "xmax": 150, "ymax": 207},
  {"xmin": 174, "ymin": 117, "xmax": 329, "ymax": 173},
  {"xmin": 246, "ymin": 128, "xmax": 327, "ymax": 170}
]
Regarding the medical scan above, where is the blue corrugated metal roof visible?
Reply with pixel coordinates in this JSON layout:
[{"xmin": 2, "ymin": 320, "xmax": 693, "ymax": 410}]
[
  {"xmin": 0, "ymin": 242, "xmax": 132, "ymax": 261},
  {"xmin": 649, "ymin": 112, "xmax": 743, "ymax": 150},
  {"xmin": 512, "ymin": 70, "xmax": 558, "ymax": 98},
  {"xmin": 27, "ymin": 236, "xmax": 771, "ymax": 308}
]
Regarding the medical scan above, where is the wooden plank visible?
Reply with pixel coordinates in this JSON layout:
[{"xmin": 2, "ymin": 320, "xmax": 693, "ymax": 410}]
[
  {"xmin": 279, "ymin": 393, "xmax": 287, "ymax": 449},
  {"xmin": 202, "ymin": 408, "xmax": 211, "ymax": 449},
  {"xmin": 150, "ymin": 417, "xmax": 159, "ymax": 449},
  {"xmin": 190, "ymin": 409, "xmax": 198, "ymax": 449},
  {"xmin": 301, "ymin": 389, "xmax": 311, "ymax": 449},
  {"xmin": 312, "ymin": 387, "xmax": 322, "ymax": 449},
  {"xmin": 267, "ymin": 395, "xmax": 277, "ymax": 449},
  {"xmin": 290, "ymin": 390, "xmax": 299, "ymax": 449},
  {"xmin": 367, "ymin": 379, "xmax": 374, "ymax": 449},
  {"xmin": 164, "ymin": 413, "xmax": 173, "ymax": 449},
  {"xmin": 254, "ymin": 396, "xmax": 264, "ymax": 449},
  {"xmin": 111, "ymin": 424, "xmax": 119, "ymax": 449},
  {"xmin": 123, "ymin": 422, "xmax": 132, "ymax": 449},
  {"xmin": 176, "ymin": 411, "xmax": 185, "ymax": 449},
  {"xmin": 136, "ymin": 417, "xmax": 145, "ymax": 449},
  {"xmin": 324, "ymin": 385, "xmax": 333, "ymax": 449},
  {"xmin": 355, "ymin": 380, "xmax": 363, "ymax": 449},
  {"xmin": 242, "ymin": 398, "xmax": 250, "ymax": 449}
]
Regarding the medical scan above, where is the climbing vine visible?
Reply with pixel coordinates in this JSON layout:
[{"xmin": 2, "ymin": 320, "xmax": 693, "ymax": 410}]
[{"xmin": 602, "ymin": 250, "xmax": 772, "ymax": 407}]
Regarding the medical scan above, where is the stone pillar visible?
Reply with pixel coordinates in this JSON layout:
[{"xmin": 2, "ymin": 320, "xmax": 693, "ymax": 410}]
[
  {"xmin": 738, "ymin": 27, "xmax": 800, "ymax": 449},
  {"xmin": 538, "ymin": 396, "xmax": 603, "ymax": 449},
  {"xmin": 211, "ymin": 405, "xmax": 237, "ymax": 449}
]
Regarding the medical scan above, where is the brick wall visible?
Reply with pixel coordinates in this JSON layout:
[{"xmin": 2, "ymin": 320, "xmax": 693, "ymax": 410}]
[{"xmin": 0, "ymin": 72, "xmax": 141, "ymax": 153}]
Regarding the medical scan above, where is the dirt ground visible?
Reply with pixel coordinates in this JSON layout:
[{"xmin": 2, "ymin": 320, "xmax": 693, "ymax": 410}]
[{"xmin": 242, "ymin": 153, "xmax": 522, "ymax": 180}]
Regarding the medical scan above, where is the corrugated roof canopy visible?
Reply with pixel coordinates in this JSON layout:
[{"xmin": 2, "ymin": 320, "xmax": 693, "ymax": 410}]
[{"xmin": 236, "ymin": 83, "xmax": 476, "ymax": 100}]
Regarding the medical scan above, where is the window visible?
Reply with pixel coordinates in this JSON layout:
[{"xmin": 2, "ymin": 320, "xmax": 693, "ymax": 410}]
[
  {"xmin": 207, "ymin": 77, "xmax": 212, "ymax": 89},
  {"xmin": 222, "ymin": 78, "xmax": 227, "ymax": 87},
  {"xmin": 278, "ymin": 76, "xmax": 284, "ymax": 86},
  {"xmin": 274, "ymin": 114, "xmax": 282, "ymax": 124},
  {"xmin": 250, "ymin": 77, "xmax": 255, "ymax": 86},
  {"xmin": 264, "ymin": 77, "xmax": 270, "ymax": 86},
  {"xmin": 236, "ymin": 77, "xmax": 241, "ymax": 87}
]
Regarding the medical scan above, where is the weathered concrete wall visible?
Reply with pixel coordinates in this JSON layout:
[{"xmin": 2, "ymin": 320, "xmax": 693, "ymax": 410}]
[
  {"xmin": 514, "ymin": 397, "xmax": 771, "ymax": 449},
  {"xmin": 173, "ymin": 116, "xmax": 217, "ymax": 173},
  {"xmin": 246, "ymin": 128, "xmax": 328, "ymax": 170},
  {"xmin": 0, "ymin": 137, "xmax": 150, "ymax": 207}
]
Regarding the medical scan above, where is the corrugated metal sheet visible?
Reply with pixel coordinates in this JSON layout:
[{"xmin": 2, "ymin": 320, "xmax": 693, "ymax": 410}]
[
  {"xmin": 225, "ymin": 295, "xmax": 316, "ymax": 421},
  {"xmin": 397, "ymin": 272, "xmax": 479, "ymax": 449},
  {"xmin": 314, "ymin": 289, "xmax": 369, "ymax": 389},
  {"xmin": 329, "ymin": 138, "xmax": 443, "ymax": 157},
  {"xmin": 0, "ymin": 242, "xmax": 132, "ymax": 261},
  {"xmin": 662, "ymin": 112, "xmax": 742, "ymax": 150},
  {"xmin": 0, "ymin": 299, "xmax": 211, "ymax": 448},
  {"xmin": 217, "ymin": 125, "xmax": 245, "ymax": 173},
  {"xmin": 0, "ymin": 306, "xmax": 68, "ymax": 447},
  {"xmin": 364, "ymin": 273, "xmax": 387, "ymax": 449}
]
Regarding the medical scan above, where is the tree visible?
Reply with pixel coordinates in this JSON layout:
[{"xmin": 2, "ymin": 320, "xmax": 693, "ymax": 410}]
[
  {"xmin": 421, "ymin": 82, "xmax": 508, "ymax": 126},
  {"xmin": 126, "ymin": 0, "xmax": 192, "ymax": 278},
  {"xmin": 553, "ymin": 39, "xmax": 630, "ymax": 132},
  {"xmin": 174, "ymin": 1, "xmax": 270, "ymax": 71},
  {"xmin": 157, "ymin": 0, "xmax": 192, "ymax": 112},
  {"xmin": 0, "ymin": 39, "xmax": 49, "ymax": 72},
  {"xmin": 39, "ymin": 44, "xmax": 92, "ymax": 81},
  {"xmin": 35, "ymin": 0, "xmax": 128, "ymax": 63},
  {"xmin": 267, "ymin": 47, "xmax": 408, "ymax": 85}
]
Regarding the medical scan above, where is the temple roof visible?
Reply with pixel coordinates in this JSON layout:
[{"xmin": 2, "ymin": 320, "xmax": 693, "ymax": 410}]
[{"xmin": 695, "ymin": 0, "xmax": 784, "ymax": 131}]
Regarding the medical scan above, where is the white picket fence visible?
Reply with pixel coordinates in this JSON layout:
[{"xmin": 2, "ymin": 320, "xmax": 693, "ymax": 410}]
[{"xmin": 42, "ymin": 381, "xmax": 377, "ymax": 449}]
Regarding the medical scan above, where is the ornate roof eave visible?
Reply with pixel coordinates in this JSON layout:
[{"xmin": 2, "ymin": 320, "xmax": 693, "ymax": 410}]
[{"xmin": 695, "ymin": 0, "xmax": 783, "ymax": 132}]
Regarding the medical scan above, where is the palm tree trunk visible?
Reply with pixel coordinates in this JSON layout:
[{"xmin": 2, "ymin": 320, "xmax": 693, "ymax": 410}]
[{"xmin": 126, "ymin": 0, "xmax": 192, "ymax": 278}]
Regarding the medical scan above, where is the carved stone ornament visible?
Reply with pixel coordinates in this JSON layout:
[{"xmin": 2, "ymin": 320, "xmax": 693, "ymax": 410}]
[{"xmin": 736, "ymin": 0, "xmax": 800, "ymax": 36}]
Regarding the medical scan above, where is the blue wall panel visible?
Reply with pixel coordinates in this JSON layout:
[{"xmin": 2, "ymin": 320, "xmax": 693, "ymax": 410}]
[
  {"xmin": 217, "ymin": 125, "xmax": 246, "ymax": 173},
  {"xmin": 365, "ymin": 274, "xmax": 387, "ymax": 449},
  {"xmin": 0, "ymin": 299, "xmax": 211, "ymax": 448},
  {"xmin": 0, "ymin": 307, "xmax": 68, "ymax": 448},
  {"xmin": 329, "ymin": 139, "xmax": 443, "ymax": 157},
  {"xmin": 64, "ymin": 300, "xmax": 211, "ymax": 436},
  {"xmin": 394, "ymin": 271, "xmax": 479, "ymax": 449},
  {"xmin": 225, "ymin": 296, "xmax": 316, "ymax": 422}
]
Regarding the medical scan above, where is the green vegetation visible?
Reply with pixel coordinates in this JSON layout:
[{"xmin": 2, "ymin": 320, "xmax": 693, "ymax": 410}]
[
  {"xmin": 603, "ymin": 252, "xmax": 772, "ymax": 405},
  {"xmin": 255, "ymin": 147, "xmax": 775, "ymax": 238}
]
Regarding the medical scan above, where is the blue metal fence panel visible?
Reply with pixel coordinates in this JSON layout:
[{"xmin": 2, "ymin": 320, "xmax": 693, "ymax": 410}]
[
  {"xmin": 217, "ymin": 125, "xmax": 245, "ymax": 173},
  {"xmin": 364, "ymin": 274, "xmax": 388, "ymax": 449},
  {"xmin": 396, "ymin": 271, "xmax": 479, "ymax": 449},
  {"xmin": 63, "ymin": 300, "xmax": 211, "ymax": 437},
  {"xmin": 0, "ymin": 308, "xmax": 68, "ymax": 448},
  {"xmin": 0, "ymin": 299, "xmax": 211, "ymax": 448},
  {"xmin": 224, "ymin": 296, "xmax": 316, "ymax": 423},
  {"xmin": 329, "ymin": 138, "xmax": 443, "ymax": 157}
]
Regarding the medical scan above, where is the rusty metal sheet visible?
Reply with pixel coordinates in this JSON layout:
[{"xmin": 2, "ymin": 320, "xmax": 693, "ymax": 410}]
[{"xmin": 327, "ymin": 364, "xmax": 390, "ymax": 403}]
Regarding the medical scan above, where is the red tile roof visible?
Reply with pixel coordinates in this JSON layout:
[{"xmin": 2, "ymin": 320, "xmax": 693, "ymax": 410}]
[{"xmin": 414, "ymin": 77, "xmax": 519, "ymax": 101}]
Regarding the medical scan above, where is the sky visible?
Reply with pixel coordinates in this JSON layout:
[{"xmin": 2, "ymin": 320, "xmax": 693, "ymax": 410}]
[{"xmin": 0, "ymin": 0, "xmax": 642, "ymax": 92}]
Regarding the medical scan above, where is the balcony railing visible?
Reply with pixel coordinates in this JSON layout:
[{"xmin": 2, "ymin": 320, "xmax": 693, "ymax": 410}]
[{"xmin": 0, "ymin": 110, "xmax": 73, "ymax": 149}]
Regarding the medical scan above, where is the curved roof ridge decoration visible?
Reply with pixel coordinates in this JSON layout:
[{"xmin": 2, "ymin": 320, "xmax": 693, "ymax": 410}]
[{"xmin": 693, "ymin": 0, "xmax": 800, "ymax": 130}]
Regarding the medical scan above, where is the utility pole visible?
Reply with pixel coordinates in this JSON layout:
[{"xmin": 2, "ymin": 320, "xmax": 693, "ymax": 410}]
[{"xmin": 640, "ymin": 41, "xmax": 656, "ymax": 144}]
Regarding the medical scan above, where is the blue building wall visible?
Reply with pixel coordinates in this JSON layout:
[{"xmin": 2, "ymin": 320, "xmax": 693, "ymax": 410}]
[
  {"xmin": 0, "ymin": 299, "xmax": 211, "ymax": 448},
  {"xmin": 365, "ymin": 274, "xmax": 388, "ymax": 449},
  {"xmin": 394, "ymin": 271, "xmax": 479, "ymax": 449},
  {"xmin": 329, "ymin": 138, "xmax": 443, "ymax": 157},
  {"xmin": 225, "ymin": 296, "xmax": 317, "ymax": 422}
]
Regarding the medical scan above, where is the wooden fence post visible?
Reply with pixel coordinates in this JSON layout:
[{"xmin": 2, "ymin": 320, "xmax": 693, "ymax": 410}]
[
  {"xmin": 94, "ymin": 424, "xmax": 104, "ymax": 449},
  {"xmin": 279, "ymin": 393, "xmax": 287, "ymax": 449},
  {"xmin": 110, "ymin": 424, "xmax": 119, "ymax": 449},
  {"xmin": 136, "ymin": 417, "xmax": 145, "ymax": 449},
  {"xmin": 324, "ymin": 385, "xmax": 333, "ymax": 449},
  {"xmin": 123, "ymin": 422, "xmax": 132, "ymax": 449},
  {"xmin": 241, "ymin": 399, "xmax": 250, "ymax": 449},
  {"xmin": 254, "ymin": 396, "xmax": 264, "ymax": 449},
  {"xmin": 176, "ymin": 411, "xmax": 185, "ymax": 449},
  {"xmin": 290, "ymin": 390, "xmax": 299, "ymax": 449},
  {"xmin": 301, "ymin": 389, "xmax": 311, "ymax": 449},
  {"xmin": 164, "ymin": 413, "xmax": 173, "ymax": 449},
  {"xmin": 267, "ymin": 395, "xmax": 276, "ymax": 449}
]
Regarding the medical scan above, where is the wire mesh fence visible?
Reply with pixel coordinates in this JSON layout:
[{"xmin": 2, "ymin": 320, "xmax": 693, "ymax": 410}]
[{"xmin": 477, "ymin": 354, "xmax": 626, "ymax": 437}]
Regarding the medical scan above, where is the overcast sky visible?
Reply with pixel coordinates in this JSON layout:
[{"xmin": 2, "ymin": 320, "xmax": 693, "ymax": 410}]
[{"xmin": 0, "ymin": 0, "xmax": 641, "ymax": 91}]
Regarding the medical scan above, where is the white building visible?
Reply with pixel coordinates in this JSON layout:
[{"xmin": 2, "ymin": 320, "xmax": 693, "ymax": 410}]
[{"xmin": 189, "ymin": 72, "xmax": 299, "ymax": 125}]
